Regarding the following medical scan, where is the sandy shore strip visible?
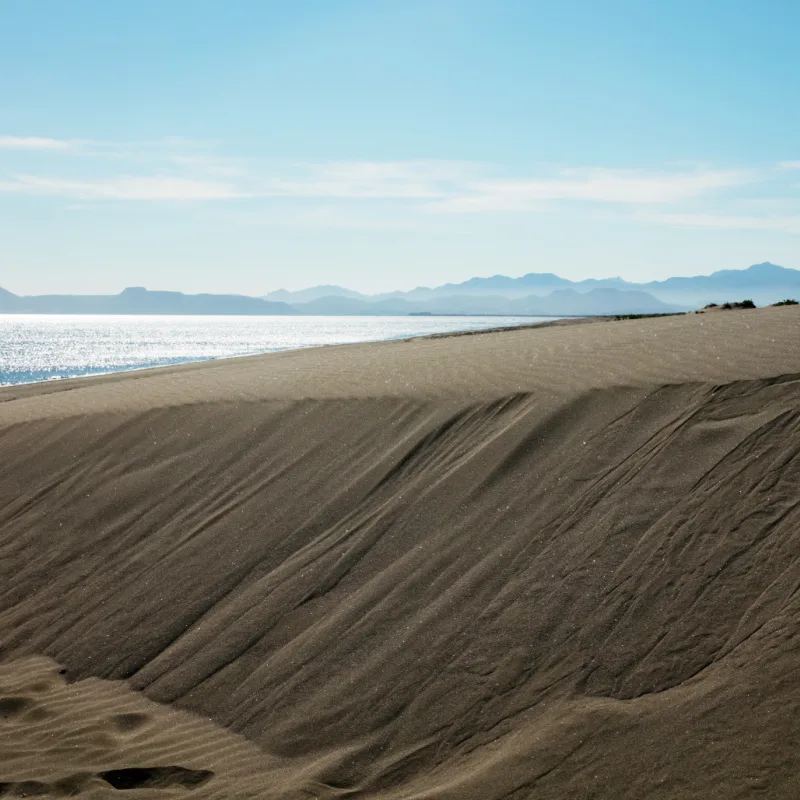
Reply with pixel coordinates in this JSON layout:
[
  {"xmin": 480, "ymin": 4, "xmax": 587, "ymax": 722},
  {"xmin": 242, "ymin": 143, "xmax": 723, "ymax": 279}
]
[{"xmin": 1, "ymin": 306, "xmax": 799, "ymax": 798}]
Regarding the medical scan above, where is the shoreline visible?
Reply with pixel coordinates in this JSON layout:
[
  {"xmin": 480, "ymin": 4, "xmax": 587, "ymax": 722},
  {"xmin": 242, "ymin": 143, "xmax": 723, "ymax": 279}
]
[
  {"xmin": 0, "ymin": 314, "xmax": 585, "ymax": 392},
  {"xmin": 1, "ymin": 304, "xmax": 795, "ymax": 413}
]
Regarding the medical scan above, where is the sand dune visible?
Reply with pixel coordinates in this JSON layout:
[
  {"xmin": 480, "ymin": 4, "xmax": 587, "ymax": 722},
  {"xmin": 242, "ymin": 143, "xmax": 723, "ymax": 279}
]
[{"xmin": 1, "ymin": 307, "xmax": 799, "ymax": 798}]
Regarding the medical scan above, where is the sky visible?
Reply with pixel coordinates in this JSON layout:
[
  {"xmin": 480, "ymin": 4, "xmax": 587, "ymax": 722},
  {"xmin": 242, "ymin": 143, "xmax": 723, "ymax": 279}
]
[{"xmin": 1, "ymin": 0, "xmax": 799, "ymax": 296}]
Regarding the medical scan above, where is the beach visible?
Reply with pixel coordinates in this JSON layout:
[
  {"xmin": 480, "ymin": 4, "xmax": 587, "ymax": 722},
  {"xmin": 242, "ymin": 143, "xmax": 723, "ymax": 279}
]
[{"xmin": 1, "ymin": 306, "xmax": 799, "ymax": 798}]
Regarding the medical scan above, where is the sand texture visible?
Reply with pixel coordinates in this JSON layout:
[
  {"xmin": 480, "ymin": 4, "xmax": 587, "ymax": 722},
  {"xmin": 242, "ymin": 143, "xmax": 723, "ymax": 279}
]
[{"xmin": 1, "ymin": 307, "xmax": 800, "ymax": 798}]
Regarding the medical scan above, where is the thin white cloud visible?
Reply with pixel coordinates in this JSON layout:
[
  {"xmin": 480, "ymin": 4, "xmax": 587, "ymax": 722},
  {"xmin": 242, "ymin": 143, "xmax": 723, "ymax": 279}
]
[
  {"xmin": 239, "ymin": 205, "xmax": 416, "ymax": 230},
  {"xmin": 1, "ymin": 174, "xmax": 246, "ymax": 200},
  {"xmin": 0, "ymin": 134, "xmax": 234, "ymax": 167},
  {"xmin": 0, "ymin": 136, "xmax": 79, "ymax": 151},
  {"xmin": 640, "ymin": 211, "xmax": 800, "ymax": 235},
  {"xmin": 424, "ymin": 194, "xmax": 544, "ymax": 213},
  {"xmin": 167, "ymin": 154, "xmax": 246, "ymax": 178},
  {"xmin": 426, "ymin": 167, "xmax": 756, "ymax": 213},
  {"xmin": 0, "ymin": 138, "xmax": 793, "ymax": 234},
  {"xmin": 261, "ymin": 160, "xmax": 478, "ymax": 199}
]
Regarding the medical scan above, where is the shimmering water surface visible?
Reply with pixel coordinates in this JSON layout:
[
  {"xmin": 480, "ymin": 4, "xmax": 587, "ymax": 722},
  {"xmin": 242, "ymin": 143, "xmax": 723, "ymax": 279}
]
[{"xmin": 0, "ymin": 314, "xmax": 551, "ymax": 386}]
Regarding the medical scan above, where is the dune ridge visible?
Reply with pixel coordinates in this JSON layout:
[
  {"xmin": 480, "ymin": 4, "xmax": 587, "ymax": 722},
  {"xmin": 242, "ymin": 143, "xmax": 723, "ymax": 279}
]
[{"xmin": 1, "ymin": 307, "xmax": 799, "ymax": 798}]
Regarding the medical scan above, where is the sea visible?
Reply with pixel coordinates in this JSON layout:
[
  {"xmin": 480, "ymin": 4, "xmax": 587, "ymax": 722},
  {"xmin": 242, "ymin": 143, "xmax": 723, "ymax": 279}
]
[{"xmin": 0, "ymin": 314, "xmax": 550, "ymax": 386}]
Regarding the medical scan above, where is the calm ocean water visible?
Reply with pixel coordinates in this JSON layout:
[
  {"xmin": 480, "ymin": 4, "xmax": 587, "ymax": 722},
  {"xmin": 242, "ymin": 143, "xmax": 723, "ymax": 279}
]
[{"xmin": 0, "ymin": 314, "xmax": 549, "ymax": 386}]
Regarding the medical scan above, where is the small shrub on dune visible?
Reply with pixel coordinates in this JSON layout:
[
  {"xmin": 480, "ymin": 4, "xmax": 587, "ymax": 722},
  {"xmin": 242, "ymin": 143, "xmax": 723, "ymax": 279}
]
[{"xmin": 773, "ymin": 298, "xmax": 799, "ymax": 306}]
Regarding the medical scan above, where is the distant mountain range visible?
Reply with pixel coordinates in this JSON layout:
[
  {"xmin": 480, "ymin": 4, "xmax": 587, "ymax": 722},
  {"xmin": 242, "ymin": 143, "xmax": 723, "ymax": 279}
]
[
  {"xmin": 286, "ymin": 288, "xmax": 677, "ymax": 316},
  {"xmin": 1, "ymin": 263, "xmax": 797, "ymax": 317},
  {"xmin": 0, "ymin": 286, "xmax": 296, "ymax": 315},
  {"xmin": 264, "ymin": 262, "xmax": 800, "ymax": 311}
]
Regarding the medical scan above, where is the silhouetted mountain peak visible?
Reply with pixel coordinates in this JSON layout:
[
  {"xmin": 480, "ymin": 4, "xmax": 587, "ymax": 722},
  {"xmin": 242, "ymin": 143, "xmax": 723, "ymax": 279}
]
[
  {"xmin": 744, "ymin": 262, "xmax": 791, "ymax": 275},
  {"xmin": 264, "ymin": 285, "xmax": 365, "ymax": 302},
  {"xmin": 519, "ymin": 272, "xmax": 573, "ymax": 287}
]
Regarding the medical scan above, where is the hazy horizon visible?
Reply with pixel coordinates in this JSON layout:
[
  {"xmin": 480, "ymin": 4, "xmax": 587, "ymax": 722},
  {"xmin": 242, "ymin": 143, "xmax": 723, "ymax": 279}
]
[{"xmin": 0, "ymin": 260, "xmax": 796, "ymax": 298}]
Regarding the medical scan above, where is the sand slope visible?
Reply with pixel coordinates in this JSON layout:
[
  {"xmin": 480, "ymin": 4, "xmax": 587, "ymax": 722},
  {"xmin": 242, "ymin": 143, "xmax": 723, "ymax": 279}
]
[{"xmin": 1, "ymin": 307, "xmax": 799, "ymax": 798}]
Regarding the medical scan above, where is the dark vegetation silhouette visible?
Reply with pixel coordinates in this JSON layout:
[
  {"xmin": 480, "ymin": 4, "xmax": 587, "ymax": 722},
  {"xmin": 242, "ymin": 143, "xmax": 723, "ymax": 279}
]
[
  {"xmin": 613, "ymin": 312, "xmax": 684, "ymax": 320},
  {"xmin": 721, "ymin": 299, "xmax": 756, "ymax": 309}
]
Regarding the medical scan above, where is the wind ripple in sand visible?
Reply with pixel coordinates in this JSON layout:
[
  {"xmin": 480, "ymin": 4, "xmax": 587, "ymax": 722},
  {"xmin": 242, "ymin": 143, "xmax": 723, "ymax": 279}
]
[{"xmin": 0, "ymin": 657, "xmax": 304, "ymax": 798}]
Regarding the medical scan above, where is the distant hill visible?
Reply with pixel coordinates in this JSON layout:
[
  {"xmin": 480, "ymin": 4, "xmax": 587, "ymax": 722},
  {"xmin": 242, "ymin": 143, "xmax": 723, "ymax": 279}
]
[
  {"xmin": 640, "ymin": 263, "xmax": 800, "ymax": 306},
  {"xmin": 510, "ymin": 288, "xmax": 678, "ymax": 316},
  {"xmin": 0, "ymin": 286, "xmax": 295, "ymax": 315},
  {"xmin": 334, "ymin": 262, "xmax": 799, "ymax": 307},
  {"xmin": 263, "ymin": 285, "xmax": 367, "ymax": 303},
  {"xmin": 289, "ymin": 288, "xmax": 681, "ymax": 316},
  {"xmin": 288, "ymin": 295, "xmax": 417, "ymax": 315}
]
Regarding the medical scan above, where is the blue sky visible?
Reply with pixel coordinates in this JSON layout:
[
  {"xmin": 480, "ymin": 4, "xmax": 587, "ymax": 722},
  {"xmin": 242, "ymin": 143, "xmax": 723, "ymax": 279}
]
[{"xmin": 1, "ymin": 0, "xmax": 799, "ymax": 295}]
